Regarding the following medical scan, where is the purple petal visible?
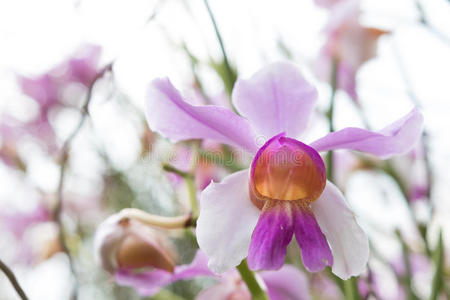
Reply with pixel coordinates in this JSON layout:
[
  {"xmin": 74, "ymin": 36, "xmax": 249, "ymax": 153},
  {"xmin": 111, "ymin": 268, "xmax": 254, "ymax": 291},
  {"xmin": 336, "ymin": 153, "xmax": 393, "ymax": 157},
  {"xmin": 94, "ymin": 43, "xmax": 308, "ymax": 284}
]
[
  {"xmin": 247, "ymin": 201, "xmax": 294, "ymax": 270},
  {"xmin": 260, "ymin": 265, "xmax": 311, "ymax": 300},
  {"xmin": 146, "ymin": 78, "xmax": 258, "ymax": 152},
  {"xmin": 232, "ymin": 62, "xmax": 317, "ymax": 140},
  {"xmin": 19, "ymin": 75, "xmax": 60, "ymax": 107},
  {"xmin": 293, "ymin": 204, "xmax": 333, "ymax": 272},
  {"xmin": 115, "ymin": 269, "xmax": 172, "ymax": 296},
  {"xmin": 171, "ymin": 251, "xmax": 214, "ymax": 281},
  {"xmin": 310, "ymin": 108, "xmax": 423, "ymax": 159},
  {"xmin": 115, "ymin": 251, "xmax": 214, "ymax": 297}
]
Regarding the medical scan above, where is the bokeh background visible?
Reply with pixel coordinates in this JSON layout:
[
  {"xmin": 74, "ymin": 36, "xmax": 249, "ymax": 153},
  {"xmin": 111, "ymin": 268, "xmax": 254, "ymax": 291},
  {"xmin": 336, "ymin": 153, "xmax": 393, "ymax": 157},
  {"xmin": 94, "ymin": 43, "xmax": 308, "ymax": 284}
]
[{"xmin": 0, "ymin": 0, "xmax": 450, "ymax": 299}]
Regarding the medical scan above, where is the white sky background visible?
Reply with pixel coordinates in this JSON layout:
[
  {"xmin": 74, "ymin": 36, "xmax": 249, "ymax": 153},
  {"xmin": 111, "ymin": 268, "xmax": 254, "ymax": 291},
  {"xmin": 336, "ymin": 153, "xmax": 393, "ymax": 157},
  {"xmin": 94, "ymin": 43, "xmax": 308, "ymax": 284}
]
[{"xmin": 0, "ymin": 0, "xmax": 450, "ymax": 299}]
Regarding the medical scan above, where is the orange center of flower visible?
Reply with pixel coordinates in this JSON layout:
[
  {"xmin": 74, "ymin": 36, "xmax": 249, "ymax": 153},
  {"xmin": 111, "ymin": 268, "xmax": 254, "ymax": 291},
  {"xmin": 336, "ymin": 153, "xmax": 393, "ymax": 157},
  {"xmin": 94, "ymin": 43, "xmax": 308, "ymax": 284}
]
[{"xmin": 250, "ymin": 135, "xmax": 326, "ymax": 208}]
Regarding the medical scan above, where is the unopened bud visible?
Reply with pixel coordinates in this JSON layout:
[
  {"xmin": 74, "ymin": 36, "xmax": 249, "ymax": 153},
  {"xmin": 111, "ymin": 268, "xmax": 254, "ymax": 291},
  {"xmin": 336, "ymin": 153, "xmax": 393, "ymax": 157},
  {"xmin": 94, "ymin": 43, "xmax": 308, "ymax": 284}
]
[{"xmin": 94, "ymin": 211, "xmax": 177, "ymax": 274}]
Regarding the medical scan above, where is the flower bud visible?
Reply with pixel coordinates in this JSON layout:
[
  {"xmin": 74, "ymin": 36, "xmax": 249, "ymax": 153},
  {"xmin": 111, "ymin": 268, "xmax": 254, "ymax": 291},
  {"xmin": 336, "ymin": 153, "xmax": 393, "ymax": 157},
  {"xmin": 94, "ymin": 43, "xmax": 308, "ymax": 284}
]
[{"xmin": 94, "ymin": 211, "xmax": 177, "ymax": 274}]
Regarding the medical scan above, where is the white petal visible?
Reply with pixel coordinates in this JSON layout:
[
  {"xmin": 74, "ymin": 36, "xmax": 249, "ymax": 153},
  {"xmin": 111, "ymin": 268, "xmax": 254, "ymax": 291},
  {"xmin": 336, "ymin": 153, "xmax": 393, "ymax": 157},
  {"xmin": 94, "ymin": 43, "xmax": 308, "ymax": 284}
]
[
  {"xmin": 197, "ymin": 169, "xmax": 260, "ymax": 273},
  {"xmin": 311, "ymin": 181, "xmax": 369, "ymax": 279}
]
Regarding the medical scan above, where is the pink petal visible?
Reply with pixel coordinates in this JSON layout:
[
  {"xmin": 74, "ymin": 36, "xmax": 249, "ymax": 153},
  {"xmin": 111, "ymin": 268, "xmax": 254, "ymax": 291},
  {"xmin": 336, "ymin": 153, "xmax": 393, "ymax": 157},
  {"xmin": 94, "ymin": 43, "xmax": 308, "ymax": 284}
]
[
  {"xmin": 247, "ymin": 201, "xmax": 294, "ymax": 270},
  {"xmin": 115, "ymin": 269, "xmax": 172, "ymax": 296},
  {"xmin": 260, "ymin": 265, "xmax": 311, "ymax": 300},
  {"xmin": 146, "ymin": 78, "xmax": 258, "ymax": 152},
  {"xmin": 311, "ymin": 181, "xmax": 369, "ymax": 279},
  {"xmin": 232, "ymin": 62, "xmax": 317, "ymax": 140},
  {"xmin": 197, "ymin": 169, "xmax": 260, "ymax": 273},
  {"xmin": 310, "ymin": 108, "xmax": 423, "ymax": 159},
  {"xmin": 294, "ymin": 204, "xmax": 333, "ymax": 272},
  {"xmin": 314, "ymin": 0, "xmax": 345, "ymax": 9},
  {"xmin": 195, "ymin": 280, "xmax": 237, "ymax": 300},
  {"xmin": 115, "ymin": 251, "xmax": 213, "ymax": 297}
]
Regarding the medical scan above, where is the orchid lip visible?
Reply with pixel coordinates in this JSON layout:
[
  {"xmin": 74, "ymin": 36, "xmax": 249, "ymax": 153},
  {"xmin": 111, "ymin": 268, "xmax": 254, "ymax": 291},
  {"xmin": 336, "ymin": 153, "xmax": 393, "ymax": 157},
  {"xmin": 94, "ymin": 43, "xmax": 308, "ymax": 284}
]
[{"xmin": 249, "ymin": 133, "xmax": 326, "ymax": 209}]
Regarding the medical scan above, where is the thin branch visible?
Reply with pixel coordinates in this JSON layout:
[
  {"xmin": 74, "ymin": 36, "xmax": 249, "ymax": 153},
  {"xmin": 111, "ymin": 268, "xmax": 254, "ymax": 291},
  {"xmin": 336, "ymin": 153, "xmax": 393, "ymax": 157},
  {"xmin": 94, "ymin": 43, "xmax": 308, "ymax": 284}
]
[
  {"xmin": 415, "ymin": 0, "xmax": 450, "ymax": 46},
  {"xmin": 326, "ymin": 58, "xmax": 339, "ymax": 182},
  {"xmin": 0, "ymin": 258, "xmax": 28, "ymax": 300},
  {"xmin": 53, "ymin": 63, "xmax": 113, "ymax": 300}
]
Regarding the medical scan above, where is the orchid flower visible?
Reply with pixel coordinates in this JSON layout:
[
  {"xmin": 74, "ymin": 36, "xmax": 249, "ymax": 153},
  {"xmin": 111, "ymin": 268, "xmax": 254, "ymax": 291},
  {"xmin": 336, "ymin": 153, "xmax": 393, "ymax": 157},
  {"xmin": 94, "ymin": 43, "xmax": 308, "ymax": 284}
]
[
  {"xmin": 94, "ymin": 210, "xmax": 212, "ymax": 296},
  {"xmin": 315, "ymin": 0, "xmax": 388, "ymax": 101},
  {"xmin": 145, "ymin": 62, "xmax": 423, "ymax": 279}
]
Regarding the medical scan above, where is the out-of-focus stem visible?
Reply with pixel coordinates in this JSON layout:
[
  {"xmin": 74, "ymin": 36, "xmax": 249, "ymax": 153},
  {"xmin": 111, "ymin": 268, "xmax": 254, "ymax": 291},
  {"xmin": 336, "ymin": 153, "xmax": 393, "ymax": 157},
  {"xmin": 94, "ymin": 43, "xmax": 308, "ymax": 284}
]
[
  {"xmin": 203, "ymin": 0, "xmax": 238, "ymax": 105},
  {"xmin": 396, "ymin": 229, "xmax": 419, "ymax": 300},
  {"xmin": 415, "ymin": 0, "xmax": 450, "ymax": 46},
  {"xmin": 326, "ymin": 58, "xmax": 339, "ymax": 182},
  {"xmin": 430, "ymin": 230, "xmax": 444, "ymax": 300},
  {"xmin": 161, "ymin": 163, "xmax": 199, "ymax": 221},
  {"xmin": 203, "ymin": 0, "xmax": 235, "ymax": 92},
  {"xmin": 391, "ymin": 41, "xmax": 434, "ymax": 254},
  {"xmin": 236, "ymin": 259, "xmax": 269, "ymax": 300},
  {"xmin": 185, "ymin": 175, "xmax": 199, "ymax": 221},
  {"xmin": 162, "ymin": 162, "xmax": 192, "ymax": 179},
  {"xmin": 53, "ymin": 63, "xmax": 113, "ymax": 300},
  {"xmin": 392, "ymin": 43, "xmax": 434, "ymax": 212},
  {"xmin": 0, "ymin": 258, "xmax": 28, "ymax": 300}
]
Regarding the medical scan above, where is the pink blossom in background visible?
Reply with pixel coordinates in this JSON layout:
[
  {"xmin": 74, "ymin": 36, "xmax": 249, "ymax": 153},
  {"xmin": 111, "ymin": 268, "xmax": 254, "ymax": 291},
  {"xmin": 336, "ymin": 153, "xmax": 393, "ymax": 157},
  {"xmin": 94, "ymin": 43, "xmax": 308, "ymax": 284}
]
[
  {"xmin": 314, "ymin": 0, "xmax": 345, "ymax": 9},
  {"xmin": 60, "ymin": 45, "xmax": 102, "ymax": 87},
  {"xmin": 1, "ymin": 44, "xmax": 105, "ymax": 156},
  {"xmin": 0, "ymin": 202, "xmax": 53, "ymax": 264},
  {"xmin": 310, "ymin": 274, "xmax": 342, "ymax": 300},
  {"xmin": 0, "ymin": 119, "xmax": 26, "ymax": 169},
  {"xmin": 0, "ymin": 202, "xmax": 50, "ymax": 239},
  {"xmin": 115, "ymin": 250, "xmax": 213, "ymax": 297},
  {"xmin": 197, "ymin": 265, "xmax": 310, "ymax": 300},
  {"xmin": 117, "ymin": 249, "xmax": 311, "ymax": 299},
  {"xmin": 144, "ymin": 62, "xmax": 423, "ymax": 279},
  {"xmin": 315, "ymin": 0, "xmax": 388, "ymax": 101}
]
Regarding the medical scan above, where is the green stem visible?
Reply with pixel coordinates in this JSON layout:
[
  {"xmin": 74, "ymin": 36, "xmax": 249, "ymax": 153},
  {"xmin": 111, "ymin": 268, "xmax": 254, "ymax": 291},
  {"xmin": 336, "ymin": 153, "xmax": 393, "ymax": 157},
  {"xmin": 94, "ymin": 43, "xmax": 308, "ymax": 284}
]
[
  {"xmin": 326, "ymin": 58, "xmax": 339, "ymax": 182},
  {"xmin": 203, "ymin": 0, "xmax": 237, "ymax": 96},
  {"xmin": 185, "ymin": 175, "xmax": 199, "ymax": 220},
  {"xmin": 162, "ymin": 163, "xmax": 192, "ymax": 178},
  {"xmin": 162, "ymin": 163, "xmax": 199, "ymax": 220},
  {"xmin": 236, "ymin": 260, "xmax": 269, "ymax": 300},
  {"xmin": 396, "ymin": 230, "xmax": 419, "ymax": 300},
  {"xmin": 430, "ymin": 230, "xmax": 444, "ymax": 300},
  {"xmin": 384, "ymin": 162, "xmax": 432, "ymax": 256},
  {"xmin": 344, "ymin": 277, "xmax": 362, "ymax": 300}
]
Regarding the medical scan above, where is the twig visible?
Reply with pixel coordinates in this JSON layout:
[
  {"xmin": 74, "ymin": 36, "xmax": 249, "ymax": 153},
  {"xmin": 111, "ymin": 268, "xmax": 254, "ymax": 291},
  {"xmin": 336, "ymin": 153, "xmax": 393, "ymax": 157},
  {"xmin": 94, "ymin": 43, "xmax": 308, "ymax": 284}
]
[
  {"xmin": 0, "ymin": 258, "xmax": 28, "ymax": 300},
  {"xmin": 415, "ymin": 0, "xmax": 450, "ymax": 46},
  {"xmin": 53, "ymin": 63, "xmax": 113, "ymax": 300}
]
